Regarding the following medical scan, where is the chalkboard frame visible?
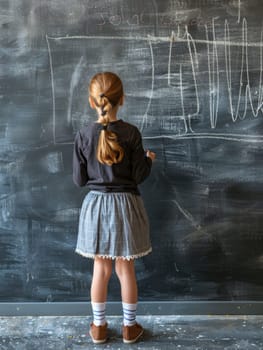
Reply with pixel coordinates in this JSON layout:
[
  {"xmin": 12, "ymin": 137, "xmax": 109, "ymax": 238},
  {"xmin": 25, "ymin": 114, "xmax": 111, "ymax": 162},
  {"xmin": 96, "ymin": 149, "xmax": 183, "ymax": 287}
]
[{"xmin": 0, "ymin": 301, "xmax": 262, "ymax": 316}]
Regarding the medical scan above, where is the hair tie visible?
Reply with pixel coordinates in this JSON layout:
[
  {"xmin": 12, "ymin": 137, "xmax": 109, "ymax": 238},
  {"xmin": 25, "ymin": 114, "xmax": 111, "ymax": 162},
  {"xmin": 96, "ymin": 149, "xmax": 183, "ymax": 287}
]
[
  {"xmin": 101, "ymin": 109, "xmax": 107, "ymax": 116},
  {"xmin": 99, "ymin": 93, "xmax": 114, "ymax": 107},
  {"xmin": 102, "ymin": 124, "xmax": 107, "ymax": 130}
]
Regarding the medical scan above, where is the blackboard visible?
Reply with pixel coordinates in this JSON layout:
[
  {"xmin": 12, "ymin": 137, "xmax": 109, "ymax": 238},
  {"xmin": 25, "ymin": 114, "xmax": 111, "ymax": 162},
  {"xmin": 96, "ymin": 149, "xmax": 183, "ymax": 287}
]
[{"xmin": 1, "ymin": 0, "xmax": 263, "ymax": 302}]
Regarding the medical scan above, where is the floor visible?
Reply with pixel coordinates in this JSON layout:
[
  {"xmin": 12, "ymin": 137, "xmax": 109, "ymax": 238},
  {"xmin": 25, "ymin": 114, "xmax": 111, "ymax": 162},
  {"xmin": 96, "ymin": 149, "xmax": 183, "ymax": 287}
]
[{"xmin": 0, "ymin": 315, "xmax": 262, "ymax": 349}]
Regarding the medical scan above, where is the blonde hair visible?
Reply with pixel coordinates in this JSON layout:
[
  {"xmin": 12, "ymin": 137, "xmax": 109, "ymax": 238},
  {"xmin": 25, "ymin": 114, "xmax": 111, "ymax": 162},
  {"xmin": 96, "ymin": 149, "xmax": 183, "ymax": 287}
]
[{"xmin": 89, "ymin": 72, "xmax": 124, "ymax": 166}]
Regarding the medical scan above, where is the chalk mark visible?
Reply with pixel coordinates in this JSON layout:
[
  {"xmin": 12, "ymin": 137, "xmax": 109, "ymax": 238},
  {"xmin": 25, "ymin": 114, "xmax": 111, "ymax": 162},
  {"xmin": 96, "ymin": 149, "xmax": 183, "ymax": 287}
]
[
  {"xmin": 205, "ymin": 19, "xmax": 220, "ymax": 129},
  {"xmin": 140, "ymin": 36, "xmax": 155, "ymax": 131},
  {"xmin": 185, "ymin": 27, "xmax": 200, "ymax": 131},
  {"xmin": 46, "ymin": 34, "xmax": 263, "ymax": 48},
  {"xmin": 237, "ymin": 0, "xmax": 241, "ymax": 24},
  {"xmin": 46, "ymin": 35, "xmax": 56, "ymax": 144},
  {"xmin": 179, "ymin": 64, "xmax": 187, "ymax": 134},
  {"xmin": 172, "ymin": 199, "xmax": 201, "ymax": 230},
  {"xmin": 144, "ymin": 133, "xmax": 263, "ymax": 143},
  {"xmin": 67, "ymin": 56, "xmax": 86, "ymax": 125}
]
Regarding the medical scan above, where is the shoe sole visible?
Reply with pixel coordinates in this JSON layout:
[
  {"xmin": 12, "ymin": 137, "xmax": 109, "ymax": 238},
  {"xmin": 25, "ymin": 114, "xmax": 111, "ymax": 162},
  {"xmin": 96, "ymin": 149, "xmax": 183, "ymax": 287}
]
[
  {"xmin": 123, "ymin": 329, "xmax": 144, "ymax": 344},
  {"xmin": 89, "ymin": 330, "xmax": 107, "ymax": 344}
]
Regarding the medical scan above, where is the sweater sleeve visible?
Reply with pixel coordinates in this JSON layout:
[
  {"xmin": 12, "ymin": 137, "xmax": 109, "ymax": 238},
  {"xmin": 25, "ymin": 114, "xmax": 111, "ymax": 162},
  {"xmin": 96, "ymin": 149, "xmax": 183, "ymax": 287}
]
[
  {"xmin": 72, "ymin": 131, "xmax": 88, "ymax": 187},
  {"xmin": 131, "ymin": 127, "xmax": 152, "ymax": 184}
]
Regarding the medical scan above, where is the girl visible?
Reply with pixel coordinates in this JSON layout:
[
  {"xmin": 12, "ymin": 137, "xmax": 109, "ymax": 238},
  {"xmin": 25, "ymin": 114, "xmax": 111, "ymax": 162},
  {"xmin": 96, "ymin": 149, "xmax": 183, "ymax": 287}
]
[{"xmin": 73, "ymin": 72, "xmax": 155, "ymax": 344}]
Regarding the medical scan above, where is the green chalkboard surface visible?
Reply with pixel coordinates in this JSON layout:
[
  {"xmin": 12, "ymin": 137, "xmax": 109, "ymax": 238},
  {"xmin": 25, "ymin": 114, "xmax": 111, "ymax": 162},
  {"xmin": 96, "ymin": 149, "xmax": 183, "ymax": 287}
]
[{"xmin": 1, "ymin": 0, "xmax": 263, "ymax": 302}]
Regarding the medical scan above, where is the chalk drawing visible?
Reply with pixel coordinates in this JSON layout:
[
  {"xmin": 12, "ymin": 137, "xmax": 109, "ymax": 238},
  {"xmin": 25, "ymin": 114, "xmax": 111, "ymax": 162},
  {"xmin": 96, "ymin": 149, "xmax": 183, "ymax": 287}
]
[
  {"xmin": 46, "ymin": 35, "xmax": 155, "ymax": 139},
  {"xmin": 168, "ymin": 31, "xmax": 176, "ymax": 87},
  {"xmin": 47, "ymin": 33, "xmax": 263, "ymax": 48},
  {"xmin": 185, "ymin": 26, "xmax": 200, "ymax": 132},
  {"xmin": 140, "ymin": 36, "xmax": 155, "ymax": 131},
  {"xmin": 259, "ymin": 29, "xmax": 263, "ymax": 113},
  {"xmin": 67, "ymin": 56, "xmax": 86, "ymax": 125},
  {"xmin": 224, "ymin": 19, "xmax": 263, "ymax": 123},
  {"xmin": 145, "ymin": 133, "xmax": 263, "ymax": 143},
  {"xmin": 168, "ymin": 26, "xmax": 203, "ymax": 133},
  {"xmin": 237, "ymin": 0, "xmax": 241, "ymax": 24},
  {"xmin": 179, "ymin": 63, "xmax": 188, "ymax": 134},
  {"xmin": 205, "ymin": 19, "xmax": 220, "ymax": 129},
  {"xmin": 46, "ymin": 21, "xmax": 263, "ymax": 144},
  {"xmin": 46, "ymin": 35, "xmax": 56, "ymax": 144},
  {"xmin": 168, "ymin": 31, "xmax": 189, "ymax": 134}
]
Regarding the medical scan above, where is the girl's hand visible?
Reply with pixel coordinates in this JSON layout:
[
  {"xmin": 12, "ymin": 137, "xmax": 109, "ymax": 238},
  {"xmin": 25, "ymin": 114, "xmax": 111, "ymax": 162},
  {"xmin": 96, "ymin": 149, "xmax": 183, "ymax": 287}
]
[{"xmin": 146, "ymin": 150, "xmax": 156, "ymax": 161}]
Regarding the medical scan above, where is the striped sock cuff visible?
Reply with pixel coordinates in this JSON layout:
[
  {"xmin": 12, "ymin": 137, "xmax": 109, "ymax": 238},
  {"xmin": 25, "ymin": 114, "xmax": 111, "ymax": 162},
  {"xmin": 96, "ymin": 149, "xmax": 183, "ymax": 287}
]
[
  {"xmin": 91, "ymin": 302, "xmax": 106, "ymax": 326},
  {"xmin": 122, "ymin": 302, "xmax": 137, "ymax": 326}
]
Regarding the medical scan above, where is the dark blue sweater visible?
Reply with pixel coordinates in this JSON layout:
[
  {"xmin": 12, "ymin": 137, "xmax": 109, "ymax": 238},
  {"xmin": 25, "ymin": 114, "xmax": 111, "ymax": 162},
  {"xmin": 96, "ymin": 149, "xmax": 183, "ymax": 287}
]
[{"xmin": 73, "ymin": 119, "xmax": 152, "ymax": 195}]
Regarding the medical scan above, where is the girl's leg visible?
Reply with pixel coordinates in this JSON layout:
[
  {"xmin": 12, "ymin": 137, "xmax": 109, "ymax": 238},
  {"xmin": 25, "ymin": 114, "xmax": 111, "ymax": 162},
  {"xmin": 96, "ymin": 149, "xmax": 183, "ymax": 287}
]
[
  {"xmin": 115, "ymin": 259, "xmax": 143, "ymax": 343},
  {"xmin": 115, "ymin": 259, "xmax": 139, "ymax": 327},
  {"xmin": 91, "ymin": 257, "xmax": 112, "ymax": 302},
  {"xmin": 90, "ymin": 257, "xmax": 112, "ymax": 327},
  {"xmin": 115, "ymin": 259, "xmax": 137, "ymax": 303}
]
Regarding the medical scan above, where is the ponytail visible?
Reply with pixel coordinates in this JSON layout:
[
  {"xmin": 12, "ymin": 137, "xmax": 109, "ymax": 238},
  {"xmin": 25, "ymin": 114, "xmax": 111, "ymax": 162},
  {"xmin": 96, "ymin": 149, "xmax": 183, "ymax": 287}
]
[
  {"xmin": 97, "ymin": 126, "xmax": 124, "ymax": 166},
  {"xmin": 89, "ymin": 72, "xmax": 124, "ymax": 166}
]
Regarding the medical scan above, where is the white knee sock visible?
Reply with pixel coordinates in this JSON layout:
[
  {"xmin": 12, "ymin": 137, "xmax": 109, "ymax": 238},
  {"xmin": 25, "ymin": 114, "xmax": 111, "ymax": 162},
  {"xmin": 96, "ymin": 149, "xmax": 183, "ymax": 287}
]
[
  {"xmin": 122, "ymin": 302, "xmax": 137, "ymax": 326},
  {"xmin": 91, "ymin": 302, "xmax": 106, "ymax": 326}
]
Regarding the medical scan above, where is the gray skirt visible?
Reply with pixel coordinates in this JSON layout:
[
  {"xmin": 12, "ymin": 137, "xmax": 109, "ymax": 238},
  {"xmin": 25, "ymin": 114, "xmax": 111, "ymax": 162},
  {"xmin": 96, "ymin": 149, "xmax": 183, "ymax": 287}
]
[{"xmin": 75, "ymin": 191, "xmax": 152, "ymax": 260}]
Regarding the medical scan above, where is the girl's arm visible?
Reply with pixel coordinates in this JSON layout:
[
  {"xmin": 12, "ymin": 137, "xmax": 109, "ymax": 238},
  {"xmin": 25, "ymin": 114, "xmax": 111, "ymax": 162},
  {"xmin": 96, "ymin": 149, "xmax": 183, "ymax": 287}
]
[
  {"xmin": 131, "ymin": 128, "xmax": 153, "ymax": 184},
  {"xmin": 73, "ymin": 131, "xmax": 89, "ymax": 187}
]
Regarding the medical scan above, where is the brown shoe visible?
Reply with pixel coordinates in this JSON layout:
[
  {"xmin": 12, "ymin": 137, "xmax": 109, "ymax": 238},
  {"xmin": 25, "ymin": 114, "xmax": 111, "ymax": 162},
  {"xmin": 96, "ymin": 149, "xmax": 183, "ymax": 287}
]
[
  {"xmin": 89, "ymin": 322, "xmax": 108, "ymax": 344},
  {"xmin": 122, "ymin": 323, "xmax": 144, "ymax": 344}
]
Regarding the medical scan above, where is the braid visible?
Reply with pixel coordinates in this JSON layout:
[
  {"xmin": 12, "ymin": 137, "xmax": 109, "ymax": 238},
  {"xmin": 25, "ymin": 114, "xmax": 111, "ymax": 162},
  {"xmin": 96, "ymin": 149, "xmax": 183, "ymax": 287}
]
[{"xmin": 89, "ymin": 72, "xmax": 125, "ymax": 166}]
